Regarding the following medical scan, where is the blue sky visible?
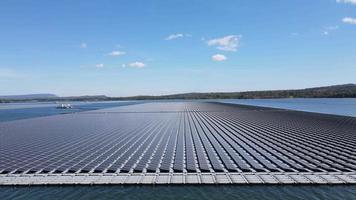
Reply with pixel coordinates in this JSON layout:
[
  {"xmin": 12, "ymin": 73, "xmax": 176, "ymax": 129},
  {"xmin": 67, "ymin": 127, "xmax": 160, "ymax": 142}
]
[{"xmin": 0, "ymin": 0, "xmax": 356, "ymax": 96}]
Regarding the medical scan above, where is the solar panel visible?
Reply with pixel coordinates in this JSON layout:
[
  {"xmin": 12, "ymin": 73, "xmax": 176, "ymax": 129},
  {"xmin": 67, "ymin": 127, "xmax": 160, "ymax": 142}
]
[
  {"xmin": 187, "ymin": 113, "xmax": 211, "ymax": 172},
  {"xmin": 190, "ymin": 112, "xmax": 224, "ymax": 172},
  {"xmin": 159, "ymin": 118, "xmax": 180, "ymax": 172},
  {"xmin": 1, "ymin": 101, "xmax": 356, "ymax": 182},
  {"xmin": 173, "ymin": 114, "xmax": 185, "ymax": 172},
  {"xmin": 184, "ymin": 112, "xmax": 197, "ymax": 172},
  {"xmin": 145, "ymin": 125, "xmax": 173, "ymax": 172}
]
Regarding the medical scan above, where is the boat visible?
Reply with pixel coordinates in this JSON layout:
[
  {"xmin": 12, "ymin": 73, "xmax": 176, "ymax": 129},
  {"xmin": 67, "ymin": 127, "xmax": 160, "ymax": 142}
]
[{"xmin": 56, "ymin": 103, "xmax": 72, "ymax": 109}]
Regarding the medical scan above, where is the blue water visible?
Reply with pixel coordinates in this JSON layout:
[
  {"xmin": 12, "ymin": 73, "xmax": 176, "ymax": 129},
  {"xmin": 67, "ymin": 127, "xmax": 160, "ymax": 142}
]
[
  {"xmin": 1, "ymin": 98, "xmax": 356, "ymax": 123},
  {"xmin": 0, "ymin": 101, "xmax": 139, "ymax": 122},
  {"xmin": 1, "ymin": 99, "xmax": 356, "ymax": 199},
  {"xmin": 219, "ymin": 98, "xmax": 356, "ymax": 117},
  {"xmin": 0, "ymin": 185, "xmax": 356, "ymax": 200}
]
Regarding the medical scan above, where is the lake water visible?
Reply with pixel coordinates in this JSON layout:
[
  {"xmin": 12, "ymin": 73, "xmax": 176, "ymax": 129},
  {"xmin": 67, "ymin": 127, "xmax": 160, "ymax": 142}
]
[
  {"xmin": 218, "ymin": 98, "xmax": 356, "ymax": 117},
  {"xmin": 1, "ymin": 98, "xmax": 356, "ymax": 199},
  {"xmin": 1, "ymin": 98, "xmax": 356, "ymax": 123},
  {"xmin": 0, "ymin": 101, "xmax": 139, "ymax": 122},
  {"xmin": 1, "ymin": 185, "xmax": 356, "ymax": 200}
]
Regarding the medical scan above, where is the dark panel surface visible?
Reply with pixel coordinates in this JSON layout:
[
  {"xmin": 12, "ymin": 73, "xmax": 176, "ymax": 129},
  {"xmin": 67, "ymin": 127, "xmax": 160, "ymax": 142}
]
[{"xmin": 1, "ymin": 102, "xmax": 356, "ymax": 175}]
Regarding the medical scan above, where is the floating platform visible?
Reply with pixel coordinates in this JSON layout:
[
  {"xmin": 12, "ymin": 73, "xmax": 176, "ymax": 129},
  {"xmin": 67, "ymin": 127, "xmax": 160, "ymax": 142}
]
[{"xmin": 1, "ymin": 102, "xmax": 356, "ymax": 185}]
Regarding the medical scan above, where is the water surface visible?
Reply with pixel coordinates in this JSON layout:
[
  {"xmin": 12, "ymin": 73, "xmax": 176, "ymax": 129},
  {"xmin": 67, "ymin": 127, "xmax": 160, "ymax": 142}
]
[
  {"xmin": 1, "ymin": 185, "xmax": 356, "ymax": 200},
  {"xmin": 219, "ymin": 98, "xmax": 356, "ymax": 117},
  {"xmin": 0, "ymin": 101, "xmax": 139, "ymax": 122},
  {"xmin": 1, "ymin": 98, "xmax": 356, "ymax": 123}
]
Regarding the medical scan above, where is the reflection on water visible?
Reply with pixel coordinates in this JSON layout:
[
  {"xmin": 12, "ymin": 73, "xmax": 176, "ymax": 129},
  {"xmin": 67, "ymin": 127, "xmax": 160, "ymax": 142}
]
[{"xmin": 1, "ymin": 185, "xmax": 356, "ymax": 200}]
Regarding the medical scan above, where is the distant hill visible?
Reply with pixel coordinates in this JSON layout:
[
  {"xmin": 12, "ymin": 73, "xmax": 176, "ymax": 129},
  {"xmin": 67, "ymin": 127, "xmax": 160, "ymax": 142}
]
[
  {"xmin": 1, "ymin": 84, "xmax": 356, "ymax": 103},
  {"xmin": 57, "ymin": 95, "xmax": 109, "ymax": 101},
  {"xmin": 0, "ymin": 94, "xmax": 108, "ymax": 103},
  {"xmin": 0, "ymin": 94, "xmax": 57, "ymax": 100},
  {"xmin": 115, "ymin": 83, "xmax": 356, "ymax": 100}
]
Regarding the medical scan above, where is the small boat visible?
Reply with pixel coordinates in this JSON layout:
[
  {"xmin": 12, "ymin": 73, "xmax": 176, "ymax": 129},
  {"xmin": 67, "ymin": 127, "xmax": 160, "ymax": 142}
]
[{"xmin": 56, "ymin": 103, "xmax": 72, "ymax": 109}]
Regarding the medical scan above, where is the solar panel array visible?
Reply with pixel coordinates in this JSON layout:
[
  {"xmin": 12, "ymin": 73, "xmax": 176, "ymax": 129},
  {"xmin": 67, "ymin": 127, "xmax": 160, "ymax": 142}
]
[{"xmin": 1, "ymin": 102, "xmax": 356, "ymax": 176}]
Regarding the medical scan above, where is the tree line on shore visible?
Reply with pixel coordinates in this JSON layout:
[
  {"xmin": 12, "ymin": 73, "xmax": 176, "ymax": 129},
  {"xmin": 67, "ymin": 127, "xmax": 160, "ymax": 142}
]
[{"xmin": 1, "ymin": 84, "xmax": 356, "ymax": 103}]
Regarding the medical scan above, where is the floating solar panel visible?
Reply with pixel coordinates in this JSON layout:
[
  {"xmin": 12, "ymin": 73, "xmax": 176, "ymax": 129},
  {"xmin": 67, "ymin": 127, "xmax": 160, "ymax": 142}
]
[{"xmin": 1, "ymin": 102, "xmax": 356, "ymax": 185}]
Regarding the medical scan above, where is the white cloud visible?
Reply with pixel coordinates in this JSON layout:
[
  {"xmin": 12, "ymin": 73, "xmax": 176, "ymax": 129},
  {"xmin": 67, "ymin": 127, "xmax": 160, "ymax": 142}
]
[
  {"xmin": 96, "ymin": 63, "xmax": 104, "ymax": 68},
  {"xmin": 80, "ymin": 43, "xmax": 87, "ymax": 48},
  {"xmin": 343, "ymin": 17, "xmax": 356, "ymax": 24},
  {"xmin": 323, "ymin": 31, "xmax": 329, "ymax": 36},
  {"xmin": 212, "ymin": 54, "xmax": 227, "ymax": 62},
  {"xmin": 165, "ymin": 33, "xmax": 191, "ymax": 40},
  {"xmin": 207, "ymin": 35, "xmax": 241, "ymax": 52},
  {"xmin": 336, "ymin": 0, "xmax": 356, "ymax": 4},
  {"xmin": 107, "ymin": 51, "xmax": 126, "ymax": 56},
  {"xmin": 128, "ymin": 62, "xmax": 146, "ymax": 68}
]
